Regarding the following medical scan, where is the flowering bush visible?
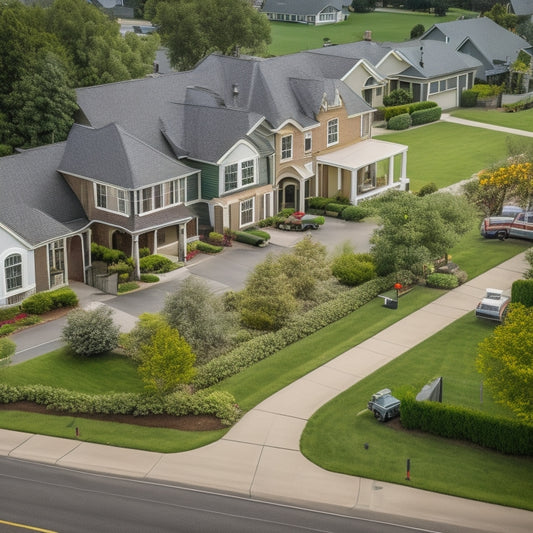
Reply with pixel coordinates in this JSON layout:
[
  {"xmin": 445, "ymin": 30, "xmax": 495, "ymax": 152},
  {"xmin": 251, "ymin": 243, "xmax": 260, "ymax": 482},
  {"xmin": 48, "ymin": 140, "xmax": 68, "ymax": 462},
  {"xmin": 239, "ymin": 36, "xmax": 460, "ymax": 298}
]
[{"xmin": 0, "ymin": 313, "xmax": 28, "ymax": 327}]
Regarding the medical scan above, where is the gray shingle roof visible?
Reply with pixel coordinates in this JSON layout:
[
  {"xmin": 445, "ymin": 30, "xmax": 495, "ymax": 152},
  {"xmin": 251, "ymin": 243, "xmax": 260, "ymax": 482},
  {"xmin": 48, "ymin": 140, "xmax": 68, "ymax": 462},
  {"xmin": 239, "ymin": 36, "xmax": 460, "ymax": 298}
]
[
  {"xmin": 422, "ymin": 17, "xmax": 533, "ymax": 66},
  {"xmin": 58, "ymin": 123, "xmax": 197, "ymax": 189},
  {"xmin": 509, "ymin": 0, "xmax": 533, "ymax": 16},
  {"xmin": 305, "ymin": 40, "xmax": 392, "ymax": 65},
  {"xmin": 0, "ymin": 144, "xmax": 88, "ymax": 247}
]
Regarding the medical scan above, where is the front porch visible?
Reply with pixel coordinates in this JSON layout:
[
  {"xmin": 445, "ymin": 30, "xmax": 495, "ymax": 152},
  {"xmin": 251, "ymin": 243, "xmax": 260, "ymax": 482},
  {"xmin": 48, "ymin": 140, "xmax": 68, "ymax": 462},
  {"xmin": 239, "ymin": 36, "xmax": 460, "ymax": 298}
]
[{"xmin": 316, "ymin": 139, "xmax": 409, "ymax": 204}]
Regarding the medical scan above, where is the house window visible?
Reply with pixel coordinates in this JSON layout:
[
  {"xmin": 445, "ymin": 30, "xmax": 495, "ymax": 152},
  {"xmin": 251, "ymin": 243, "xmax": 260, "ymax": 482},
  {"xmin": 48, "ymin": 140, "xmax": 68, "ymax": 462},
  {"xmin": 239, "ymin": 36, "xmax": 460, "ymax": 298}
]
[
  {"xmin": 154, "ymin": 184, "xmax": 163, "ymax": 210},
  {"xmin": 240, "ymin": 198, "xmax": 254, "ymax": 226},
  {"xmin": 281, "ymin": 135, "xmax": 292, "ymax": 160},
  {"xmin": 327, "ymin": 118, "xmax": 338, "ymax": 146},
  {"xmin": 224, "ymin": 163, "xmax": 238, "ymax": 192},
  {"xmin": 361, "ymin": 114, "xmax": 370, "ymax": 137},
  {"xmin": 48, "ymin": 240, "xmax": 65, "ymax": 286},
  {"xmin": 117, "ymin": 189, "xmax": 127, "ymax": 214},
  {"xmin": 5, "ymin": 254, "xmax": 22, "ymax": 292},
  {"xmin": 241, "ymin": 160, "xmax": 255, "ymax": 185},
  {"xmin": 142, "ymin": 188, "xmax": 152, "ymax": 212},
  {"xmin": 169, "ymin": 178, "xmax": 186, "ymax": 204},
  {"xmin": 376, "ymin": 87, "xmax": 382, "ymax": 96},
  {"xmin": 304, "ymin": 132, "xmax": 312, "ymax": 153},
  {"xmin": 429, "ymin": 81, "xmax": 438, "ymax": 94},
  {"xmin": 96, "ymin": 184, "xmax": 107, "ymax": 208}
]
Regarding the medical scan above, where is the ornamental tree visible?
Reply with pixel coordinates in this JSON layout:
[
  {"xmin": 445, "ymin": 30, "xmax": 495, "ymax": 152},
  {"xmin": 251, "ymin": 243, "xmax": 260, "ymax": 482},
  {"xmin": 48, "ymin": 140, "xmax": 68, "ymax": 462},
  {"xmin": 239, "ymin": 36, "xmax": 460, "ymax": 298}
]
[
  {"xmin": 477, "ymin": 304, "xmax": 533, "ymax": 422},
  {"xmin": 138, "ymin": 325, "xmax": 196, "ymax": 394}
]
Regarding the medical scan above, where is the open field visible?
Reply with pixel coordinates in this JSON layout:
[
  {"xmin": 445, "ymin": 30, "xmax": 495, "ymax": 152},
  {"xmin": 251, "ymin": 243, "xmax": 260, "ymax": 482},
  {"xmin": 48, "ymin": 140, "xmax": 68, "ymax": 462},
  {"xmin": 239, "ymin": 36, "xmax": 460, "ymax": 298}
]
[
  {"xmin": 267, "ymin": 10, "xmax": 477, "ymax": 56},
  {"xmin": 451, "ymin": 107, "xmax": 533, "ymax": 132},
  {"xmin": 374, "ymin": 121, "xmax": 524, "ymax": 192}
]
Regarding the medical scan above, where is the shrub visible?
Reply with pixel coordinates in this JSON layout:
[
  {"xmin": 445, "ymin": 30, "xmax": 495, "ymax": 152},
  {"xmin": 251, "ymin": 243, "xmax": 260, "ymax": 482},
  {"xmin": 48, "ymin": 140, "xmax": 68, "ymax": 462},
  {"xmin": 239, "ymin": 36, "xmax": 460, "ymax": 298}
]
[
  {"xmin": 384, "ymin": 104, "xmax": 410, "ymax": 121},
  {"xmin": 410, "ymin": 106, "xmax": 442, "ymax": 126},
  {"xmin": 208, "ymin": 232, "xmax": 224, "ymax": 245},
  {"xmin": 471, "ymin": 83, "xmax": 503, "ymax": 97},
  {"xmin": 139, "ymin": 247, "xmax": 151, "ymax": 258},
  {"xmin": 0, "ymin": 324, "xmax": 17, "ymax": 336},
  {"xmin": 246, "ymin": 229, "xmax": 271, "ymax": 240},
  {"xmin": 139, "ymin": 254, "xmax": 177, "ymax": 273},
  {"xmin": 511, "ymin": 279, "xmax": 533, "ymax": 307},
  {"xmin": 140, "ymin": 274, "xmax": 159, "ymax": 283},
  {"xmin": 0, "ymin": 307, "xmax": 23, "ymax": 322},
  {"xmin": 121, "ymin": 313, "xmax": 168, "ymax": 362},
  {"xmin": 277, "ymin": 208, "xmax": 296, "ymax": 217},
  {"xmin": 118, "ymin": 282, "xmax": 140, "ymax": 293},
  {"xmin": 410, "ymin": 23, "xmax": 425, "ymax": 39},
  {"xmin": 324, "ymin": 202, "xmax": 346, "ymax": 214},
  {"xmin": 460, "ymin": 89, "xmax": 477, "ymax": 107},
  {"xmin": 388, "ymin": 113, "xmax": 411, "ymax": 130},
  {"xmin": 408, "ymin": 101, "xmax": 437, "ymax": 113},
  {"xmin": 108, "ymin": 261, "xmax": 133, "ymax": 276},
  {"xmin": 426, "ymin": 273, "xmax": 459, "ymax": 289},
  {"xmin": 21, "ymin": 292, "xmax": 53, "ymax": 314},
  {"xmin": 332, "ymin": 254, "xmax": 376, "ymax": 286},
  {"xmin": 61, "ymin": 306, "xmax": 120, "ymax": 356},
  {"xmin": 307, "ymin": 197, "xmax": 331, "ymax": 210},
  {"xmin": 257, "ymin": 216, "xmax": 277, "ymax": 228},
  {"xmin": 91, "ymin": 243, "xmax": 127, "ymax": 264},
  {"xmin": 49, "ymin": 287, "xmax": 78, "ymax": 308},
  {"xmin": 0, "ymin": 337, "xmax": 16, "ymax": 362},
  {"xmin": 383, "ymin": 88, "xmax": 412, "ymax": 107},
  {"xmin": 234, "ymin": 231, "xmax": 266, "ymax": 246},
  {"xmin": 417, "ymin": 183, "xmax": 438, "ymax": 196},
  {"xmin": 341, "ymin": 205, "xmax": 369, "ymax": 221},
  {"xmin": 454, "ymin": 268, "xmax": 468, "ymax": 285},
  {"xmin": 196, "ymin": 241, "xmax": 223, "ymax": 253}
]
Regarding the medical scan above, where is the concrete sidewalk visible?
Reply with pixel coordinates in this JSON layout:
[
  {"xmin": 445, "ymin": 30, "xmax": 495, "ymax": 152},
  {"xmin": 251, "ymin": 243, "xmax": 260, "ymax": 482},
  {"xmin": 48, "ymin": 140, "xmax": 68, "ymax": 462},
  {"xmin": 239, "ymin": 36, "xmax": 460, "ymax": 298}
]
[
  {"xmin": 2, "ymin": 252, "xmax": 532, "ymax": 531},
  {"xmin": 440, "ymin": 113, "xmax": 533, "ymax": 138}
]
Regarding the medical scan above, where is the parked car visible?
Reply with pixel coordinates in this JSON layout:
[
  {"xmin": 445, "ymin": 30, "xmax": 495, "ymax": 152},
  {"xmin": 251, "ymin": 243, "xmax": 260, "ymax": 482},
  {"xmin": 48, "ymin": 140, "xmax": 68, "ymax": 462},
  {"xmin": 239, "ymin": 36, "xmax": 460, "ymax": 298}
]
[
  {"xmin": 475, "ymin": 288, "xmax": 510, "ymax": 323},
  {"xmin": 276, "ymin": 212, "xmax": 322, "ymax": 231},
  {"xmin": 367, "ymin": 388, "xmax": 401, "ymax": 422},
  {"xmin": 480, "ymin": 211, "xmax": 533, "ymax": 241}
]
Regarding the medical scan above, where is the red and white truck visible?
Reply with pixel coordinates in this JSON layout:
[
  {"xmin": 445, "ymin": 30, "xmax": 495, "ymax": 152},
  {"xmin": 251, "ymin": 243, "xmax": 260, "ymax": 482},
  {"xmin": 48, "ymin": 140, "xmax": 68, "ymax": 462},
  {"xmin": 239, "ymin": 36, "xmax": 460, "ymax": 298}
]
[{"xmin": 480, "ymin": 211, "xmax": 533, "ymax": 241}]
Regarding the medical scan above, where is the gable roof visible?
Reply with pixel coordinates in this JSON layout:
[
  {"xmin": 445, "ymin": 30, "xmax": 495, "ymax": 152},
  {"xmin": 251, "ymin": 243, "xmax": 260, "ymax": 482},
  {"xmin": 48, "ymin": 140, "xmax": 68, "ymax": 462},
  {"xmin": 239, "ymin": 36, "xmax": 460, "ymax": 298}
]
[
  {"xmin": 509, "ymin": 0, "xmax": 533, "ymax": 16},
  {"xmin": 421, "ymin": 17, "xmax": 533, "ymax": 67},
  {"xmin": 261, "ymin": 0, "xmax": 344, "ymax": 15},
  {"xmin": 0, "ymin": 144, "xmax": 88, "ymax": 247},
  {"xmin": 58, "ymin": 123, "xmax": 197, "ymax": 189}
]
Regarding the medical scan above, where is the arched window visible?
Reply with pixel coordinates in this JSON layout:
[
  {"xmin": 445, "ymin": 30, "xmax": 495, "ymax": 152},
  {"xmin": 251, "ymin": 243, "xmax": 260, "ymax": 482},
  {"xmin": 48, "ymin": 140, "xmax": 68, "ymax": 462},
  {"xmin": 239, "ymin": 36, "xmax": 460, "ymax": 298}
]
[{"xmin": 5, "ymin": 254, "xmax": 22, "ymax": 292}]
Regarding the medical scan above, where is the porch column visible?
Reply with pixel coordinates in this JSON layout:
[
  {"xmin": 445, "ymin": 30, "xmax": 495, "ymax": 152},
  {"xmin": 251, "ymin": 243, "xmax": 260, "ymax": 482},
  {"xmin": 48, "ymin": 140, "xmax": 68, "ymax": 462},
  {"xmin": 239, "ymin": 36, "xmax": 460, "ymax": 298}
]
[
  {"xmin": 337, "ymin": 167, "xmax": 342, "ymax": 192},
  {"xmin": 178, "ymin": 223, "xmax": 187, "ymax": 262},
  {"xmin": 299, "ymin": 182, "xmax": 305, "ymax": 212},
  {"xmin": 350, "ymin": 169, "xmax": 357, "ymax": 204},
  {"xmin": 153, "ymin": 229, "xmax": 158, "ymax": 255},
  {"xmin": 133, "ymin": 234, "xmax": 140, "ymax": 280},
  {"xmin": 388, "ymin": 155, "xmax": 394, "ymax": 186},
  {"xmin": 400, "ymin": 151, "xmax": 408, "ymax": 190}
]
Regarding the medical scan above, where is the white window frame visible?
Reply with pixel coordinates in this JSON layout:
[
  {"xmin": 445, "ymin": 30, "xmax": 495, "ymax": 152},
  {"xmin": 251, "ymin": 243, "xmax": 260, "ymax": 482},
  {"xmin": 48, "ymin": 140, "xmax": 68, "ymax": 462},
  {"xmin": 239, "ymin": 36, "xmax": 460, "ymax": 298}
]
[
  {"xmin": 4, "ymin": 253, "xmax": 22, "ymax": 292},
  {"xmin": 94, "ymin": 183, "xmax": 130, "ymax": 216},
  {"xmin": 240, "ymin": 197, "xmax": 255, "ymax": 227},
  {"xmin": 223, "ymin": 159, "xmax": 256, "ymax": 193},
  {"xmin": 304, "ymin": 132, "xmax": 312, "ymax": 153},
  {"xmin": 138, "ymin": 177, "xmax": 189, "ymax": 215},
  {"xmin": 327, "ymin": 118, "xmax": 339, "ymax": 146},
  {"xmin": 281, "ymin": 135, "xmax": 293, "ymax": 161}
]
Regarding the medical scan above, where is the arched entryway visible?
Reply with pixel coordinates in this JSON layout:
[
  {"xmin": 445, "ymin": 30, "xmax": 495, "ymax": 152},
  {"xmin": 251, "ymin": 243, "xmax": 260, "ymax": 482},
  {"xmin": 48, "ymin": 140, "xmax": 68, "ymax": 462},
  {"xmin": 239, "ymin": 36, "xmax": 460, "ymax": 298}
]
[{"xmin": 277, "ymin": 177, "xmax": 300, "ymax": 211}]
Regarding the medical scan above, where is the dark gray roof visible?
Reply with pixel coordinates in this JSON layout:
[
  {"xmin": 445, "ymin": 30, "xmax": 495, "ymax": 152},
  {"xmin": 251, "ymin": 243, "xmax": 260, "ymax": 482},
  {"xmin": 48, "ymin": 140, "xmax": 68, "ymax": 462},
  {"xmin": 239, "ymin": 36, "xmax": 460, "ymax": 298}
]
[
  {"xmin": 261, "ymin": 0, "xmax": 343, "ymax": 15},
  {"xmin": 422, "ymin": 17, "xmax": 533, "ymax": 66},
  {"xmin": 392, "ymin": 40, "xmax": 481, "ymax": 79},
  {"xmin": 304, "ymin": 40, "xmax": 392, "ymax": 65},
  {"xmin": 0, "ymin": 144, "xmax": 88, "ymax": 247},
  {"xmin": 510, "ymin": 0, "xmax": 533, "ymax": 16},
  {"xmin": 58, "ymin": 123, "xmax": 197, "ymax": 189}
]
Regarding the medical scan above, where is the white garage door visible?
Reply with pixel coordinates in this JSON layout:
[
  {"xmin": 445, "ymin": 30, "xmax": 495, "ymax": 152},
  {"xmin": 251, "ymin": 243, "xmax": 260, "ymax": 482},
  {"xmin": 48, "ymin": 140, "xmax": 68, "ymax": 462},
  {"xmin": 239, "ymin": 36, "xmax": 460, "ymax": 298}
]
[{"xmin": 429, "ymin": 90, "xmax": 457, "ymax": 110}]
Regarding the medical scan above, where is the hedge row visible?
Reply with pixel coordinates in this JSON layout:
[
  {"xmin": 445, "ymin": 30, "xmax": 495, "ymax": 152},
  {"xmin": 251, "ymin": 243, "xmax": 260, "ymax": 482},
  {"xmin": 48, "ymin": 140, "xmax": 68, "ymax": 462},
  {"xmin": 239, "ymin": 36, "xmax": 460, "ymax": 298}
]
[
  {"xmin": 192, "ymin": 272, "xmax": 417, "ymax": 389},
  {"xmin": 411, "ymin": 106, "xmax": 442, "ymax": 126},
  {"xmin": 20, "ymin": 287, "xmax": 78, "ymax": 315},
  {"xmin": 388, "ymin": 113, "xmax": 411, "ymax": 130},
  {"xmin": 382, "ymin": 101, "xmax": 438, "ymax": 121},
  {"xmin": 511, "ymin": 279, "xmax": 533, "ymax": 306},
  {"xmin": 503, "ymin": 98, "xmax": 533, "ymax": 113},
  {"xmin": 139, "ymin": 254, "xmax": 178, "ymax": 273},
  {"xmin": 0, "ymin": 384, "xmax": 240, "ymax": 426},
  {"xmin": 235, "ymin": 231, "xmax": 267, "ymax": 246},
  {"xmin": 399, "ymin": 394, "xmax": 533, "ymax": 455}
]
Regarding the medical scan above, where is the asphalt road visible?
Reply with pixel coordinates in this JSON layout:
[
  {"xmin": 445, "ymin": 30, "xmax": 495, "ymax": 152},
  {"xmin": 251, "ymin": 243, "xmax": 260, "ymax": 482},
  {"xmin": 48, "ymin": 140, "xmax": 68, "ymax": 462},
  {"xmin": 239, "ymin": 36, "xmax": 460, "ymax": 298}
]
[{"xmin": 0, "ymin": 457, "xmax": 481, "ymax": 533}]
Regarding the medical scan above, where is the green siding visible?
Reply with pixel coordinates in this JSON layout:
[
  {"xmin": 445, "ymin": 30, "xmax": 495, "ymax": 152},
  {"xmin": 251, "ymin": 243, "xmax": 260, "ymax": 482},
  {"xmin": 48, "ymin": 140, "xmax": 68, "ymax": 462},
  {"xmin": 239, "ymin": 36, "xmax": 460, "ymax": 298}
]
[
  {"xmin": 187, "ymin": 173, "xmax": 199, "ymax": 201},
  {"xmin": 185, "ymin": 160, "xmax": 219, "ymax": 200}
]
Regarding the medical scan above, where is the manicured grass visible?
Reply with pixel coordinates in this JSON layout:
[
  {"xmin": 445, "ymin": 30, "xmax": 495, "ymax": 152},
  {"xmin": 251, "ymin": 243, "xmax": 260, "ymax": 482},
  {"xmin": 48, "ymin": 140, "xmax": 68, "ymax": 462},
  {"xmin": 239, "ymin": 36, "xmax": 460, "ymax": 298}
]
[
  {"xmin": 0, "ymin": 349, "xmax": 145, "ymax": 394},
  {"xmin": 451, "ymin": 107, "xmax": 533, "ymax": 133},
  {"xmin": 267, "ymin": 10, "xmax": 477, "ymax": 56},
  {"xmin": 300, "ymin": 313, "xmax": 533, "ymax": 510},
  {"xmin": 374, "ymin": 122, "xmax": 521, "ymax": 192}
]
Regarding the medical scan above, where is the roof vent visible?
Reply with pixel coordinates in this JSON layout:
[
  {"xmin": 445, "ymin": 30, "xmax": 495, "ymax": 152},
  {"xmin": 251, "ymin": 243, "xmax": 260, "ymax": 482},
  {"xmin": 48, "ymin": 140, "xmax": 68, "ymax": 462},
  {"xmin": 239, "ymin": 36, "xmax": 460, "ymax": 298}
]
[
  {"xmin": 232, "ymin": 83, "xmax": 239, "ymax": 105},
  {"xmin": 419, "ymin": 46, "xmax": 424, "ymax": 68},
  {"xmin": 363, "ymin": 30, "xmax": 372, "ymax": 41}
]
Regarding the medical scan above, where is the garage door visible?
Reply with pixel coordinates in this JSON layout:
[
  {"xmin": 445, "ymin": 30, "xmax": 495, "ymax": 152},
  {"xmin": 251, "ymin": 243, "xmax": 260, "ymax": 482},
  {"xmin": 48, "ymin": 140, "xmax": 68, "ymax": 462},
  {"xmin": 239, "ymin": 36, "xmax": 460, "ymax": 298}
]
[{"xmin": 430, "ymin": 90, "xmax": 457, "ymax": 110}]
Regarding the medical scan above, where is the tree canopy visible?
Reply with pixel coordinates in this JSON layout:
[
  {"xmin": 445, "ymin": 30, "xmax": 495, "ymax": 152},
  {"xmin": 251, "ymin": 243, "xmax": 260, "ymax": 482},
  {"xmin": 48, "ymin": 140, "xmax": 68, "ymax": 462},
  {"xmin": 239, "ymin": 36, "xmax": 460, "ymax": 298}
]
[
  {"xmin": 477, "ymin": 304, "xmax": 533, "ymax": 422},
  {"xmin": 146, "ymin": 0, "xmax": 271, "ymax": 71}
]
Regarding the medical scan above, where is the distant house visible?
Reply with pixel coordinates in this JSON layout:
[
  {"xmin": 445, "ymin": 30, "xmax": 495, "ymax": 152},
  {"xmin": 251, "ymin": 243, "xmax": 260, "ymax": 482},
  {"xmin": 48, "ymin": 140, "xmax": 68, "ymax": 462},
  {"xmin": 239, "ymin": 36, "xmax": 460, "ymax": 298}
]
[
  {"xmin": 261, "ymin": 0, "xmax": 346, "ymax": 25},
  {"xmin": 421, "ymin": 17, "xmax": 533, "ymax": 84},
  {"xmin": 508, "ymin": 0, "xmax": 533, "ymax": 21}
]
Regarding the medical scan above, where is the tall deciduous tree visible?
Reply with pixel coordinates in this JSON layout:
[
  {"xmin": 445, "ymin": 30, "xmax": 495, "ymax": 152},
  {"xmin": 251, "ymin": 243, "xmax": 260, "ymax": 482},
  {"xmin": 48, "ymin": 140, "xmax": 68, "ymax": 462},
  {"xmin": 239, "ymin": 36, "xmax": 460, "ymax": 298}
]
[
  {"xmin": 138, "ymin": 325, "xmax": 196, "ymax": 394},
  {"xmin": 477, "ymin": 304, "xmax": 533, "ymax": 422},
  {"xmin": 148, "ymin": 0, "xmax": 271, "ymax": 71}
]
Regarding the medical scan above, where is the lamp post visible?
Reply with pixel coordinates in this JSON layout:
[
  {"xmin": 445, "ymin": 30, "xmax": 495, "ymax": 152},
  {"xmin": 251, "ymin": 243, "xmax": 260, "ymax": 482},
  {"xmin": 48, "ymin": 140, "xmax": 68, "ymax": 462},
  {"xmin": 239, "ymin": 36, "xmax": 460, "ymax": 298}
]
[{"xmin": 394, "ymin": 283, "xmax": 403, "ymax": 304}]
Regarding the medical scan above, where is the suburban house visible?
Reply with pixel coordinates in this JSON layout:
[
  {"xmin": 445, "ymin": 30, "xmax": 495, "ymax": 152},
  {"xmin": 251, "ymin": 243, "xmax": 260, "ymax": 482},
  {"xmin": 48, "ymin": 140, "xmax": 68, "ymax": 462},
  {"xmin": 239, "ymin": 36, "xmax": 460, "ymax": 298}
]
[
  {"xmin": 1, "ymin": 50, "xmax": 410, "ymax": 305},
  {"xmin": 302, "ymin": 37, "xmax": 482, "ymax": 109},
  {"xmin": 261, "ymin": 0, "xmax": 347, "ymax": 25},
  {"xmin": 421, "ymin": 17, "xmax": 533, "ymax": 85}
]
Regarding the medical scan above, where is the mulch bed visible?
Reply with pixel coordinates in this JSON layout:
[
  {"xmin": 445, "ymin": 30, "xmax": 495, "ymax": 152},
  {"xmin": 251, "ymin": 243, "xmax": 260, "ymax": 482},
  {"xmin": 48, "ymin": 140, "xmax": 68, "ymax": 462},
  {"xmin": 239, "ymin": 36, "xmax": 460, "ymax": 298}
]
[{"xmin": 0, "ymin": 401, "xmax": 225, "ymax": 431}]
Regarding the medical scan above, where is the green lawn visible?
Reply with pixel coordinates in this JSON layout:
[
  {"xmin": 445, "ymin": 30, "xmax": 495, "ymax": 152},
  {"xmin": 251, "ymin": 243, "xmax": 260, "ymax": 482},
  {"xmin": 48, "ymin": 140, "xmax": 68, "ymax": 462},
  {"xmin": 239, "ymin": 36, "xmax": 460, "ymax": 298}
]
[
  {"xmin": 451, "ymin": 107, "xmax": 533, "ymax": 133},
  {"xmin": 374, "ymin": 122, "xmax": 522, "ymax": 192},
  {"xmin": 267, "ymin": 10, "xmax": 477, "ymax": 56},
  {"xmin": 300, "ymin": 313, "xmax": 533, "ymax": 511}
]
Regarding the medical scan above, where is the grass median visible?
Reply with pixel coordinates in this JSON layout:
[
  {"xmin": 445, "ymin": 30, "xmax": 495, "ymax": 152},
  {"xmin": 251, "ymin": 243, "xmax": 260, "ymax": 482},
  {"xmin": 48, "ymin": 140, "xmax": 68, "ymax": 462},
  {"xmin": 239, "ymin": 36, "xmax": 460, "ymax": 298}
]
[{"xmin": 451, "ymin": 107, "xmax": 533, "ymax": 133}]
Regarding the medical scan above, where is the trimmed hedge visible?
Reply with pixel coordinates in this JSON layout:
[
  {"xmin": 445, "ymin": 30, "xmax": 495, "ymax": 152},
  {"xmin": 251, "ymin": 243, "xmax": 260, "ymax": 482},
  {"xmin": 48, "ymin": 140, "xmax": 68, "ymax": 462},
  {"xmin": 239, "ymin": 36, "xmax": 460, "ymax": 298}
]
[
  {"xmin": 91, "ymin": 243, "xmax": 127, "ymax": 264},
  {"xmin": 411, "ymin": 106, "xmax": 442, "ymax": 126},
  {"xmin": 0, "ymin": 384, "xmax": 240, "ymax": 426},
  {"xmin": 139, "ymin": 254, "xmax": 178, "ymax": 273},
  {"xmin": 342, "ymin": 205, "xmax": 371, "ymax": 221},
  {"xmin": 399, "ymin": 393, "xmax": 533, "ymax": 455},
  {"xmin": 461, "ymin": 89, "xmax": 477, "ymax": 107},
  {"xmin": 408, "ymin": 101, "xmax": 438, "ymax": 113},
  {"xmin": 196, "ymin": 241, "xmax": 223, "ymax": 253},
  {"xmin": 325, "ymin": 202, "xmax": 346, "ymax": 214},
  {"xmin": 235, "ymin": 231, "xmax": 266, "ymax": 246},
  {"xmin": 246, "ymin": 229, "xmax": 271, "ymax": 240},
  {"xmin": 511, "ymin": 279, "xmax": 533, "ymax": 307},
  {"xmin": 192, "ymin": 272, "xmax": 417, "ymax": 389},
  {"xmin": 384, "ymin": 104, "xmax": 410, "ymax": 122},
  {"xmin": 388, "ymin": 113, "xmax": 411, "ymax": 130},
  {"xmin": 21, "ymin": 292, "xmax": 53, "ymax": 314}
]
